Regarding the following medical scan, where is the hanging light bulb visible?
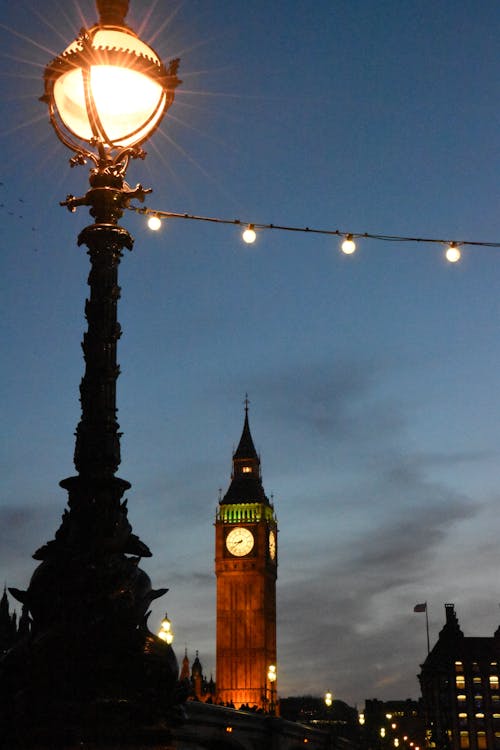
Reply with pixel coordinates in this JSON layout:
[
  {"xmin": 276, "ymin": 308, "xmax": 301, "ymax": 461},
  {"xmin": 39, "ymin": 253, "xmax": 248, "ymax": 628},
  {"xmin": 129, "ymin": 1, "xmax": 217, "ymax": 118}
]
[
  {"xmin": 242, "ymin": 224, "xmax": 257, "ymax": 244},
  {"xmin": 445, "ymin": 242, "xmax": 461, "ymax": 263},
  {"xmin": 341, "ymin": 234, "xmax": 356, "ymax": 254},
  {"xmin": 147, "ymin": 215, "xmax": 162, "ymax": 231}
]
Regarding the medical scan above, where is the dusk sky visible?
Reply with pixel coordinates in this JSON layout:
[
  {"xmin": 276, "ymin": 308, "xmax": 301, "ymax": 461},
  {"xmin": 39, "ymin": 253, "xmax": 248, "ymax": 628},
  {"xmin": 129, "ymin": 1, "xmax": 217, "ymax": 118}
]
[{"xmin": 1, "ymin": 0, "xmax": 499, "ymax": 708}]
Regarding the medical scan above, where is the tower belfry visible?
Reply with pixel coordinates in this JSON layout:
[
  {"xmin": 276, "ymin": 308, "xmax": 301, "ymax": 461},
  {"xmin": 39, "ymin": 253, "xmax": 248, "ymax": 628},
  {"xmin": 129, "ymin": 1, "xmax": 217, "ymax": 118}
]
[{"xmin": 215, "ymin": 403, "xmax": 278, "ymax": 709}]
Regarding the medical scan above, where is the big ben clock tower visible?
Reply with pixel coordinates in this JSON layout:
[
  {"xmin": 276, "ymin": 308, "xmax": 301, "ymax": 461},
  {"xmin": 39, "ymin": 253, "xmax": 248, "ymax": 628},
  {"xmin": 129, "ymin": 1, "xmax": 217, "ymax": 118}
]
[{"xmin": 215, "ymin": 401, "xmax": 278, "ymax": 710}]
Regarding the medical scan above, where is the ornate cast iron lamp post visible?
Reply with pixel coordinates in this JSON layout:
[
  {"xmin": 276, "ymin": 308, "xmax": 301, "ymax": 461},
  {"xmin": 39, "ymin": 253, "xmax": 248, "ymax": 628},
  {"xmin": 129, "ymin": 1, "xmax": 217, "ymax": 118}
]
[
  {"xmin": 267, "ymin": 664, "xmax": 277, "ymax": 715},
  {"xmin": 0, "ymin": 1, "xmax": 181, "ymax": 746}
]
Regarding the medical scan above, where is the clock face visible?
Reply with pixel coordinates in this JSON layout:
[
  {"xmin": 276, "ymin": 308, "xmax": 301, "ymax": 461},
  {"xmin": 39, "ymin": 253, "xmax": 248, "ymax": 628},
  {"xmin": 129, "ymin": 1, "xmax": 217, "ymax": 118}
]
[
  {"xmin": 269, "ymin": 529, "xmax": 276, "ymax": 560},
  {"xmin": 226, "ymin": 527, "xmax": 254, "ymax": 557}
]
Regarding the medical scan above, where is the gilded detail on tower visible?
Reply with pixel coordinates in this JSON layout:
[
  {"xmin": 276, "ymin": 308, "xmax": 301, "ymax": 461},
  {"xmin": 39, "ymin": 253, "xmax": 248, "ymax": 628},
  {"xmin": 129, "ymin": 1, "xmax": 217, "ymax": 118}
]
[{"xmin": 217, "ymin": 502, "xmax": 276, "ymax": 524}]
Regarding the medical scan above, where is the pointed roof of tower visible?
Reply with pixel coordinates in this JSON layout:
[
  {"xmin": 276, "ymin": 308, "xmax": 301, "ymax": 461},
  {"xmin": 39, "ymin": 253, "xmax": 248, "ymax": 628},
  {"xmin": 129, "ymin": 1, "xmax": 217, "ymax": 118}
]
[
  {"xmin": 192, "ymin": 650, "xmax": 202, "ymax": 677},
  {"xmin": 180, "ymin": 648, "xmax": 190, "ymax": 682},
  {"xmin": 233, "ymin": 397, "xmax": 258, "ymax": 461},
  {"xmin": 0, "ymin": 586, "xmax": 10, "ymax": 625},
  {"xmin": 220, "ymin": 398, "xmax": 270, "ymax": 506}
]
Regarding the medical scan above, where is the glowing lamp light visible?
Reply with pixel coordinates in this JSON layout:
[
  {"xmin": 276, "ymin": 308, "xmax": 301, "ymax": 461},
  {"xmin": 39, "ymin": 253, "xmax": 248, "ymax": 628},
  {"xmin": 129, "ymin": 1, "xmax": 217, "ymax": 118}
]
[
  {"xmin": 445, "ymin": 242, "xmax": 461, "ymax": 263},
  {"xmin": 324, "ymin": 691, "xmax": 333, "ymax": 707},
  {"xmin": 267, "ymin": 664, "xmax": 277, "ymax": 683},
  {"xmin": 42, "ymin": 0, "xmax": 180, "ymax": 155},
  {"xmin": 359, "ymin": 713, "xmax": 365, "ymax": 725},
  {"xmin": 158, "ymin": 612, "xmax": 174, "ymax": 645},
  {"xmin": 242, "ymin": 225, "xmax": 257, "ymax": 244},
  {"xmin": 341, "ymin": 234, "xmax": 356, "ymax": 254},
  {"xmin": 148, "ymin": 215, "xmax": 162, "ymax": 231}
]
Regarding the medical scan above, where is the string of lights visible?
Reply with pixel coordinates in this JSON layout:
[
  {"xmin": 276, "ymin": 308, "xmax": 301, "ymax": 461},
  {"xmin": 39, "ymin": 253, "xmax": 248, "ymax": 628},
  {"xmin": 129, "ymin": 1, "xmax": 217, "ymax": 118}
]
[{"xmin": 127, "ymin": 204, "xmax": 500, "ymax": 264}]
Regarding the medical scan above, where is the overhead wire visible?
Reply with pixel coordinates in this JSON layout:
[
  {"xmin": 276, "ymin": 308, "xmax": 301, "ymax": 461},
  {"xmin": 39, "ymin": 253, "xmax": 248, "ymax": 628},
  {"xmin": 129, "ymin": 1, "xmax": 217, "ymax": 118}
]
[{"xmin": 127, "ymin": 204, "xmax": 500, "ymax": 263}]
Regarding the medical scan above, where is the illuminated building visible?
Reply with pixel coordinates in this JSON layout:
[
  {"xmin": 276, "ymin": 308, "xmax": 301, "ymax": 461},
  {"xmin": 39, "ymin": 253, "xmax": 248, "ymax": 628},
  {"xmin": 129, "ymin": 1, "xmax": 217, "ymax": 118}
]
[
  {"xmin": 419, "ymin": 603, "xmax": 500, "ymax": 750},
  {"xmin": 215, "ymin": 403, "xmax": 278, "ymax": 709}
]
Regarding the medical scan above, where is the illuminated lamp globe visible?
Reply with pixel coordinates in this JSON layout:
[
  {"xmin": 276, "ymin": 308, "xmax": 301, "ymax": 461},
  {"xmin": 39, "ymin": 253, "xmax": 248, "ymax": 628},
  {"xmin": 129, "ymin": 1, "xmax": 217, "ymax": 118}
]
[
  {"xmin": 445, "ymin": 243, "xmax": 461, "ymax": 263},
  {"xmin": 341, "ymin": 235, "xmax": 356, "ymax": 254},
  {"xmin": 242, "ymin": 225, "xmax": 257, "ymax": 244},
  {"xmin": 158, "ymin": 612, "xmax": 174, "ymax": 645},
  {"xmin": 148, "ymin": 215, "xmax": 162, "ymax": 231},
  {"xmin": 267, "ymin": 664, "xmax": 277, "ymax": 683},
  {"xmin": 324, "ymin": 691, "xmax": 333, "ymax": 707},
  {"xmin": 42, "ymin": 2, "xmax": 180, "ymax": 154}
]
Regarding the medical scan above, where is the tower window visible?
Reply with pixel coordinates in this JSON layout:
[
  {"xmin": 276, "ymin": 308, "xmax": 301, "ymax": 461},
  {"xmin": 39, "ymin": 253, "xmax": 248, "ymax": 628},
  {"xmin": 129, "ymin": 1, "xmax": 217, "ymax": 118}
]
[{"xmin": 242, "ymin": 466, "xmax": 252, "ymax": 473}]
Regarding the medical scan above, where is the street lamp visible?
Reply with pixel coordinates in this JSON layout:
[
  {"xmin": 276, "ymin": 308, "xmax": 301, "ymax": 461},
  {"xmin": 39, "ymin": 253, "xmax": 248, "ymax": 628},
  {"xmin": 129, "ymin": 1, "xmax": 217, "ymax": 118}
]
[
  {"xmin": 0, "ymin": 1, "xmax": 181, "ymax": 745},
  {"xmin": 267, "ymin": 664, "xmax": 277, "ymax": 715},
  {"xmin": 42, "ymin": 0, "xmax": 179, "ymax": 158},
  {"xmin": 158, "ymin": 612, "xmax": 175, "ymax": 645},
  {"xmin": 324, "ymin": 690, "xmax": 333, "ymax": 708}
]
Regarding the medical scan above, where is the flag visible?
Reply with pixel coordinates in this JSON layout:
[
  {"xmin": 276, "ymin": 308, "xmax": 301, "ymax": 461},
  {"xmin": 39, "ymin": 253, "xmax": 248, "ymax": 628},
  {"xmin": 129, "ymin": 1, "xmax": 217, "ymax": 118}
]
[{"xmin": 414, "ymin": 603, "xmax": 427, "ymax": 613}]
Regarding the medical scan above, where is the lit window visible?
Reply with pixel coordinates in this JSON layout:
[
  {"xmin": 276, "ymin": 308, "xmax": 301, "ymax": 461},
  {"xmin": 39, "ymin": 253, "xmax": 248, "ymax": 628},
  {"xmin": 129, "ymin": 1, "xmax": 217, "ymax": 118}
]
[
  {"xmin": 242, "ymin": 466, "xmax": 252, "ymax": 473},
  {"xmin": 460, "ymin": 731, "xmax": 470, "ymax": 749},
  {"xmin": 493, "ymin": 714, "xmax": 500, "ymax": 719},
  {"xmin": 458, "ymin": 713, "xmax": 467, "ymax": 718},
  {"xmin": 473, "ymin": 677, "xmax": 482, "ymax": 685},
  {"xmin": 477, "ymin": 731, "xmax": 487, "ymax": 750},
  {"xmin": 491, "ymin": 676, "xmax": 500, "ymax": 689},
  {"xmin": 456, "ymin": 676, "xmax": 466, "ymax": 689},
  {"xmin": 456, "ymin": 661, "xmax": 464, "ymax": 672},
  {"xmin": 457, "ymin": 694, "xmax": 467, "ymax": 702},
  {"xmin": 476, "ymin": 713, "xmax": 485, "ymax": 719}
]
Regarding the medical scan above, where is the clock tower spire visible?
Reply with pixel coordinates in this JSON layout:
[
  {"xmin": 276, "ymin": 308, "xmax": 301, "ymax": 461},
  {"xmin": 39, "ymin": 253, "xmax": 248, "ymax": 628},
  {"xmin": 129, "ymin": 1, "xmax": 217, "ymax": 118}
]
[{"xmin": 215, "ymin": 402, "xmax": 278, "ymax": 710}]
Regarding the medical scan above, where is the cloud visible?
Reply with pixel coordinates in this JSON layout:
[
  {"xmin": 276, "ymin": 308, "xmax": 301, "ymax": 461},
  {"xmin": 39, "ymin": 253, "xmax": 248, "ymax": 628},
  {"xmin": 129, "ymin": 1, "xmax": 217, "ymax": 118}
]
[{"xmin": 0, "ymin": 504, "xmax": 55, "ymax": 557}]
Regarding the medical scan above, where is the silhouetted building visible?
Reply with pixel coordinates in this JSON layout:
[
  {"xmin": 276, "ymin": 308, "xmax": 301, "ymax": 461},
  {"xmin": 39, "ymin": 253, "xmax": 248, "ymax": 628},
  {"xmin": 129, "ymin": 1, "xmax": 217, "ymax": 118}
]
[
  {"xmin": 0, "ymin": 588, "xmax": 16, "ymax": 655},
  {"xmin": 179, "ymin": 649, "xmax": 216, "ymax": 703},
  {"xmin": 215, "ymin": 403, "xmax": 278, "ymax": 709},
  {"xmin": 0, "ymin": 587, "xmax": 30, "ymax": 656},
  {"xmin": 419, "ymin": 603, "xmax": 500, "ymax": 750},
  {"xmin": 361, "ymin": 698, "xmax": 425, "ymax": 750}
]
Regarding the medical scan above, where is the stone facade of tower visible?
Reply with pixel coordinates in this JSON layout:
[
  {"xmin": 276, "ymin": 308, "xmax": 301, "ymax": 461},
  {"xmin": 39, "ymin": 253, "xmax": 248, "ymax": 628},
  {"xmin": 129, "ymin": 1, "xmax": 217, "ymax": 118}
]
[{"xmin": 215, "ymin": 406, "xmax": 278, "ymax": 710}]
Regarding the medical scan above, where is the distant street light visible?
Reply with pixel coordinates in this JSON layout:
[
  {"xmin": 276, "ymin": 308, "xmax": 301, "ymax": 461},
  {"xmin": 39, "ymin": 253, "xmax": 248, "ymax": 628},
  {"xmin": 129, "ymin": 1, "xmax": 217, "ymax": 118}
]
[
  {"xmin": 324, "ymin": 691, "xmax": 333, "ymax": 707},
  {"xmin": 158, "ymin": 612, "xmax": 175, "ymax": 645},
  {"xmin": 267, "ymin": 664, "xmax": 277, "ymax": 715}
]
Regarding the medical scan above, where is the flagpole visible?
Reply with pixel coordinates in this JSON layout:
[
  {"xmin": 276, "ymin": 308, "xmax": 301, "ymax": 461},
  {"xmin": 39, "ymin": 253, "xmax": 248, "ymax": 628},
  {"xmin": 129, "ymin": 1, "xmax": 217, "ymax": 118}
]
[
  {"xmin": 414, "ymin": 602, "xmax": 430, "ymax": 654},
  {"xmin": 425, "ymin": 602, "xmax": 430, "ymax": 654}
]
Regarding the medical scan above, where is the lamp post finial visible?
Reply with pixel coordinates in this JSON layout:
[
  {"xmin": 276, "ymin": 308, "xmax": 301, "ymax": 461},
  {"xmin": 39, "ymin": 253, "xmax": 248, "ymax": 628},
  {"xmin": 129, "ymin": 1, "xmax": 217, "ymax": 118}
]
[{"xmin": 96, "ymin": 0, "xmax": 129, "ymax": 25}]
